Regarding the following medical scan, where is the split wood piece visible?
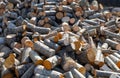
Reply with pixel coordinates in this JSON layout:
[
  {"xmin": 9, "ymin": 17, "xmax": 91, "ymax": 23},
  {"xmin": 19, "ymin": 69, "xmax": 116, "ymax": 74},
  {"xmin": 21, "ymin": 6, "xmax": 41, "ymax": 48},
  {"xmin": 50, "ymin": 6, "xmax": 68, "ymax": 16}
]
[
  {"xmin": 71, "ymin": 41, "xmax": 82, "ymax": 53},
  {"xmin": 44, "ymin": 39, "xmax": 61, "ymax": 51},
  {"xmin": 29, "ymin": 50, "xmax": 43, "ymax": 65},
  {"xmin": 1, "ymin": 65, "xmax": 13, "ymax": 78},
  {"xmin": 4, "ymin": 53, "xmax": 15, "ymax": 69},
  {"xmin": 44, "ymin": 10, "xmax": 56, "ymax": 16},
  {"xmin": 64, "ymin": 71, "xmax": 74, "ymax": 78},
  {"xmin": 62, "ymin": 16, "xmax": 70, "ymax": 23},
  {"xmin": 21, "ymin": 36, "xmax": 33, "ymax": 48},
  {"xmin": 0, "ymin": 37, "xmax": 5, "ymax": 44},
  {"xmin": 104, "ymin": 56, "xmax": 120, "ymax": 72},
  {"xmin": 5, "ymin": 34, "xmax": 16, "ymax": 46},
  {"xmin": 43, "ymin": 55, "xmax": 61, "ymax": 70},
  {"xmin": 105, "ymin": 39, "xmax": 120, "ymax": 50},
  {"xmin": 43, "ymin": 5, "xmax": 56, "ymax": 10},
  {"xmin": 21, "ymin": 64, "xmax": 35, "ymax": 78},
  {"xmin": 101, "ymin": 43, "xmax": 108, "ymax": 49},
  {"xmin": 15, "ymin": 63, "xmax": 33, "ymax": 78},
  {"xmin": 29, "ymin": 17, "xmax": 37, "ymax": 25},
  {"xmin": 93, "ymin": 69, "xmax": 120, "ymax": 78},
  {"xmin": 62, "ymin": 57, "xmax": 77, "ymax": 71},
  {"xmin": 34, "ymin": 65, "xmax": 64, "ymax": 78},
  {"xmin": 94, "ymin": 44, "xmax": 104, "ymax": 67},
  {"xmin": 109, "ymin": 54, "xmax": 120, "ymax": 68},
  {"xmin": 71, "ymin": 68, "xmax": 85, "ymax": 78},
  {"xmin": 21, "ymin": 47, "xmax": 32, "ymax": 64},
  {"xmin": 116, "ymin": 17, "xmax": 120, "ymax": 28},
  {"xmin": 10, "ymin": 42, "xmax": 22, "ymax": 49},
  {"xmin": 75, "ymin": 62, "xmax": 86, "ymax": 75},
  {"xmin": 56, "ymin": 11, "xmax": 64, "ymax": 20},
  {"xmin": 34, "ymin": 41, "xmax": 55, "ymax": 57},
  {"xmin": 100, "ymin": 64, "xmax": 112, "ymax": 71},
  {"xmin": 0, "ymin": 45, "xmax": 12, "ymax": 58},
  {"xmin": 34, "ymin": 73, "xmax": 50, "ymax": 78}
]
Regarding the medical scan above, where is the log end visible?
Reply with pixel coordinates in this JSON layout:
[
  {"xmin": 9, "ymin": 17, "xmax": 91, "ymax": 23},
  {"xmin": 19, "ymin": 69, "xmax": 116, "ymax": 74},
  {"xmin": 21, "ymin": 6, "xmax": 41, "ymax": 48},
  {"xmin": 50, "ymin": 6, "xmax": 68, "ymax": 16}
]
[
  {"xmin": 25, "ymin": 40, "xmax": 33, "ymax": 48},
  {"xmin": 35, "ymin": 60, "xmax": 43, "ymax": 65},
  {"xmin": 116, "ymin": 44, "xmax": 120, "ymax": 50},
  {"xmin": 77, "ymin": 67, "xmax": 86, "ymax": 75},
  {"xmin": 43, "ymin": 60, "xmax": 52, "ymax": 70},
  {"xmin": 116, "ymin": 61, "xmax": 120, "ymax": 68}
]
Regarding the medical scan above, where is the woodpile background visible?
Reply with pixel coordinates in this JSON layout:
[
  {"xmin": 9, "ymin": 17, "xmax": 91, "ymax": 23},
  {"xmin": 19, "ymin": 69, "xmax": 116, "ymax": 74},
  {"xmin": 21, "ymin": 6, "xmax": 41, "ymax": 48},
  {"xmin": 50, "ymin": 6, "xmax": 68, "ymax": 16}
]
[{"xmin": 0, "ymin": 0, "xmax": 120, "ymax": 78}]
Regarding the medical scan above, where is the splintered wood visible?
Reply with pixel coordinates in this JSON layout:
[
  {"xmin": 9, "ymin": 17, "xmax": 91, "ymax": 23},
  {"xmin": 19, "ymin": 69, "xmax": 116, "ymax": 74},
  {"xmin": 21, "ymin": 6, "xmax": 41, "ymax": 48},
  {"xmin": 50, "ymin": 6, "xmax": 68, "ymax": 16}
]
[{"xmin": 0, "ymin": 0, "xmax": 120, "ymax": 78}]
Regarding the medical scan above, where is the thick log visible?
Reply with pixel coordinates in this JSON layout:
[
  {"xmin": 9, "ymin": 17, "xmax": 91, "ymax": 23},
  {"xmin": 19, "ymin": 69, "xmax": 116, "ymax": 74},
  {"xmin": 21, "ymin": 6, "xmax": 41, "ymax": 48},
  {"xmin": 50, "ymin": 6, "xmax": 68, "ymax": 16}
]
[
  {"xmin": 21, "ymin": 47, "xmax": 32, "ymax": 64},
  {"xmin": 64, "ymin": 71, "xmax": 74, "ymax": 78},
  {"xmin": 71, "ymin": 68, "xmax": 85, "ymax": 78},
  {"xmin": 113, "ymin": 53, "xmax": 120, "ymax": 59},
  {"xmin": 43, "ymin": 55, "xmax": 61, "ymax": 70},
  {"xmin": 104, "ymin": 56, "xmax": 120, "ymax": 72},
  {"xmin": 44, "ymin": 39, "xmax": 61, "ymax": 51},
  {"xmin": 100, "ymin": 64, "xmax": 112, "ymax": 71},
  {"xmin": 105, "ymin": 39, "xmax": 120, "ymax": 50},
  {"xmin": 29, "ymin": 50, "xmax": 43, "ymax": 65},
  {"xmin": 21, "ymin": 37, "xmax": 33, "ymax": 48},
  {"xmin": 34, "ymin": 65, "xmax": 64, "ymax": 78},
  {"xmin": 15, "ymin": 63, "xmax": 33, "ymax": 78},
  {"xmin": 93, "ymin": 69, "xmax": 120, "ymax": 77},
  {"xmin": 44, "ymin": 10, "xmax": 56, "ymax": 16},
  {"xmin": 56, "ymin": 11, "xmax": 64, "ymax": 20},
  {"xmin": 109, "ymin": 54, "xmax": 120, "ymax": 68},
  {"xmin": 21, "ymin": 64, "xmax": 35, "ymax": 78},
  {"xmin": 34, "ymin": 41, "xmax": 55, "ymax": 57}
]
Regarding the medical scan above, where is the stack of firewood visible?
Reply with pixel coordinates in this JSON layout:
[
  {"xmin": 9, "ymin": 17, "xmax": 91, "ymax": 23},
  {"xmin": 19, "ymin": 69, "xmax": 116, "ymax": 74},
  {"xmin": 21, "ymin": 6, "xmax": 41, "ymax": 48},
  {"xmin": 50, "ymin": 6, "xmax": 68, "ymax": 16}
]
[{"xmin": 0, "ymin": 0, "xmax": 120, "ymax": 78}]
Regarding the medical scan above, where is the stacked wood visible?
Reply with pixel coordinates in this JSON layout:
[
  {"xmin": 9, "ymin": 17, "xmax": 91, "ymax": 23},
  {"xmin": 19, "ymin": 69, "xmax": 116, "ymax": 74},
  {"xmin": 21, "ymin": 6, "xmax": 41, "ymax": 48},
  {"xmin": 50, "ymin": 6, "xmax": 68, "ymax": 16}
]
[{"xmin": 0, "ymin": 0, "xmax": 120, "ymax": 78}]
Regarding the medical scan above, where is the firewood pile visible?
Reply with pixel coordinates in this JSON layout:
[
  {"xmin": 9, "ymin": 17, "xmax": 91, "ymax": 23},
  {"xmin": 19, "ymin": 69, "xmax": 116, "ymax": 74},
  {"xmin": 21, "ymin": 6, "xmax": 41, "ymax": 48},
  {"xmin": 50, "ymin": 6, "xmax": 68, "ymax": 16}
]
[{"xmin": 0, "ymin": 0, "xmax": 120, "ymax": 78}]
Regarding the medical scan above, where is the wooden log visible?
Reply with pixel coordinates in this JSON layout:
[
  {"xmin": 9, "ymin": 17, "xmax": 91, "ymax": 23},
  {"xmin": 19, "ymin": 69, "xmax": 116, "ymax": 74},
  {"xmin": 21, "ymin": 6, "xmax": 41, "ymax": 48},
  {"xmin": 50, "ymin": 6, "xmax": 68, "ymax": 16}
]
[
  {"xmin": 56, "ymin": 11, "xmax": 64, "ymax": 20},
  {"xmin": 21, "ymin": 37, "xmax": 33, "ymax": 48},
  {"xmin": 4, "ymin": 53, "xmax": 15, "ymax": 69},
  {"xmin": 69, "ymin": 18, "xmax": 76, "ymax": 25},
  {"xmin": 21, "ymin": 64, "xmax": 35, "ymax": 78},
  {"xmin": 116, "ymin": 17, "xmax": 120, "ymax": 28},
  {"xmin": 34, "ymin": 65, "xmax": 64, "ymax": 78},
  {"xmin": 105, "ymin": 19, "xmax": 115, "ymax": 26},
  {"xmin": 43, "ymin": 55, "xmax": 61, "ymax": 70},
  {"xmin": 44, "ymin": 39, "xmax": 61, "ymax": 51},
  {"xmin": 85, "ymin": 72, "xmax": 93, "ymax": 78},
  {"xmin": 34, "ymin": 41, "xmax": 55, "ymax": 57},
  {"xmin": 29, "ymin": 50, "xmax": 43, "ymax": 65},
  {"xmin": 100, "ymin": 64, "xmax": 112, "ymax": 71},
  {"xmin": 10, "ymin": 42, "xmax": 22, "ymax": 49},
  {"xmin": 62, "ymin": 16, "xmax": 70, "ymax": 23},
  {"xmin": 89, "ymin": 13, "xmax": 103, "ymax": 19},
  {"xmin": 101, "ymin": 43, "xmax": 108, "ymax": 49},
  {"xmin": 44, "ymin": 10, "xmax": 56, "ymax": 16},
  {"xmin": 21, "ymin": 47, "xmax": 32, "ymax": 64},
  {"xmin": 64, "ymin": 71, "xmax": 74, "ymax": 78},
  {"xmin": 43, "ymin": 5, "xmax": 56, "ymax": 10},
  {"xmin": 71, "ymin": 68, "xmax": 85, "ymax": 78},
  {"xmin": 5, "ymin": 34, "xmax": 16, "ymax": 46},
  {"xmin": 34, "ymin": 27, "xmax": 51, "ymax": 34},
  {"xmin": 105, "ymin": 39, "xmax": 120, "ymax": 50},
  {"xmin": 109, "ymin": 54, "xmax": 120, "ymax": 68},
  {"xmin": 29, "ymin": 17, "xmax": 37, "ymax": 25},
  {"xmin": 113, "ymin": 53, "xmax": 120, "ymax": 59},
  {"xmin": 104, "ymin": 56, "xmax": 120, "ymax": 72},
  {"xmin": 75, "ymin": 62, "xmax": 86, "ymax": 75},
  {"xmin": 0, "ymin": 45, "xmax": 12, "ymax": 58},
  {"xmin": 83, "ymin": 19, "xmax": 98, "ymax": 25},
  {"xmin": 15, "ymin": 63, "xmax": 33, "ymax": 78},
  {"xmin": 93, "ymin": 69, "xmax": 120, "ymax": 77},
  {"xmin": 38, "ymin": 19, "xmax": 45, "ymax": 26},
  {"xmin": 34, "ymin": 73, "xmax": 50, "ymax": 78}
]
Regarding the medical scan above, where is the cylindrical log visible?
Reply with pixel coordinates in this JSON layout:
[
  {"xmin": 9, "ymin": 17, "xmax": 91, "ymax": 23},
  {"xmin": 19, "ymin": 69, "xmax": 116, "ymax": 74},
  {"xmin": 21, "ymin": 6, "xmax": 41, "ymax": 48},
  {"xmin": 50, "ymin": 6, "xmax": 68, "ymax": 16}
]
[
  {"xmin": 56, "ymin": 11, "xmax": 64, "ymax": 20},
  {"xmin": 29, "ymin": 50, "xmax": 43, "ymax": 65},
  {"xmin": 34, "ymin": 41, "xmax": 55, "ymax": 57},
  {"xmin": 44, "ymin": 10, "xmax": 56, "ymax": 16},
  {"xmin": 104, "ymin": 56, "xmax": 120, "ymax": 72},
  {"xmin": 43, "ymin": 55, "xmax": 61, "ymax": 70},
  {"xmin": 44, "ymin": 39, "xmax": 61, "ymax": 51},
  {"xmin": 34, "ymin": 27, "xmax": 51, "ymax": 34},
  {"xmin": 34, "ymin": 73, "xmax": 50, "ymax": 78},
  {"xmin": 110, "ymin": 74, "xmax": 120, "ymax": 78},
  {"xmin": 21, "ymin": 37, "xmax": 33, "ymax": 48},
  {"xmin": 21, "ymin": 47, "xmax": 32, "ymax": 64},
  {"xmin": 71, "ymin": 68, "xmax": 85, "ymax": 78},
  {"xmin": 21, "ymin": 64, "xmax": 35, "ymax": 78},
  {"xmin": 15, "ymin": 63, "xmax": 33, "ymax": 78},
  {"xmin": 64, "ymin": 71, "xmax": 74, "ymax": 78},
  {"xmin": 10, "ymin": 42, "xmax": 22, "ymax": 49},
  {"xmin": 105, "ymin": 39, "xmax": 120, "ymax": 50},
  {"xmin": 113, "ymin": 53, "xmax": 120, "ymax": 59},
  {"xmin": 100, "ymin": 64, "xmax": 112, "ymax": 71},
  {"xmin": 109, "ymin": 54, "xmax": 120, "ymax": 68}
]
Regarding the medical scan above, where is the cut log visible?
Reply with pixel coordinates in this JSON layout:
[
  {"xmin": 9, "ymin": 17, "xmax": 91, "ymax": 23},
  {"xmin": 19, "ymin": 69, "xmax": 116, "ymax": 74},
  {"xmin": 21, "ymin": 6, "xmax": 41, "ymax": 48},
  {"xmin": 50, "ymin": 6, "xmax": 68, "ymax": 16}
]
[
  {"xmin": 43, "ymin": 55, "xmax": 61, "ymax": 70},
  {"xmin": 34, "ymin": 73, "xmax": 50, "ymax": 78},
  {"xmin": 21, "ymin": 37, "xmax": 33, "ymax": 48},
  {"xmin": 100, "ymin": 64, "xmax": 112, "ymax": 71},
  {"xmin": 5, "ymin": 34, "xmax": 16, "ymax": 46},
  {"xmin": 56, "ymin": 11, "xmax": 64, "ymax": 20},
  {"xmin": 105, "ymin": 39, "xmax": 120, "ymax": 50},
  {"xmin": 34, "ymin": 41, "xmax": 55, "ymax": 57},
  {"xmin": 71, "ymin": 68, "xmax": 85, "ymax": 78},
  {"xmin": 21, "ymin": 64, "xmax": 35, "ymax": 78},
  {"xmin": 29, "ymin": 50, "xmax": 43, "ymax": 65},
  {"xmin": 21, "ymin": 47, "xmax": 32, "ymax": 64},
  {"xmin": 15, "ymin": 63, "xmax": 33, "ymax": 78},
  {"xmin": 64, "ymin": 71, "xmax": 74, "ymax": 78}
]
